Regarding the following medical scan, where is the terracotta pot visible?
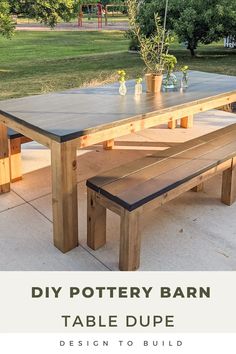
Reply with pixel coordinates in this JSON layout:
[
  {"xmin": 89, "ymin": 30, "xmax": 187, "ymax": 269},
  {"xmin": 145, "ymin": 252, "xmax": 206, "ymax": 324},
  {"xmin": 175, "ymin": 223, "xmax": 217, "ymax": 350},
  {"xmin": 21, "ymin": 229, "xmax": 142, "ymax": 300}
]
[
  {"xmin": 145, "ymin": 73, "xmax": 163, "ymax": 93},
  {"xmin": 145, "ymin": 73, "xmax": 153, "ymax": 93},
  {"xmin": 152, "ymin": 74, "xmax": 163, "ymax": 93}
]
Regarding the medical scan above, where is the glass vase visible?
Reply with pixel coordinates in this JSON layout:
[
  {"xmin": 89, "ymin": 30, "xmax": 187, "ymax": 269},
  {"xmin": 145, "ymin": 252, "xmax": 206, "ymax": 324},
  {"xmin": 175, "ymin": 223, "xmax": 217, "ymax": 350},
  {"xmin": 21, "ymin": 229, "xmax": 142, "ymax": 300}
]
[
  {"xmin": 181, "ymin": 73, "xmax": 188, "ymax": 88},
  {"xmin": 135, "ymin": 82, "xmax": 143, "ymax": 95},
  {"xmin": 162, "ymin": 73, "xmax": 177, "ymax": 89},
  {"xmin": 119, "ymin": 81, "xmax": 127, "ymax": 96}
]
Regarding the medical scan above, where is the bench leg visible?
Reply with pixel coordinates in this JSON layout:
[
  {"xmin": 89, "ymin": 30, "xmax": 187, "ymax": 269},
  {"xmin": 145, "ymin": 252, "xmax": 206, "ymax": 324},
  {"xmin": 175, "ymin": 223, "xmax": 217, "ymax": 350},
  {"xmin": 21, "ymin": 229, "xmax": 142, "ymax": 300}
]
[
  {"xmin": 221, "ymin": 158, "xmax": 236, "ymax": 206},
  {"xmin": 0, "ymin": 123, "xmax": 10, "ymax": 193},
  {"xmin": 87, "ymin": 189, "xmax": 106, "ymax": 250},
  {"xmin": 9, "ymin": 138, "xmax": 22, "ymax": 182},
  {"xmin": 103, "ymin": 139, "xmax": 114, "ymax": 150},
  {"xmin": 168, "ymin": 119, "xmax": 177, "ymax": 129},
  {"xmin": 119, "ymin": 209, "xmax": 141, "ymax": 271},
  {"xmin": 191, "ymin": 183, "xmax": 204, "ymax": 192},
  {"xmin": 180, "ymin": 114, "xmax": 193, "ymax": 128}
]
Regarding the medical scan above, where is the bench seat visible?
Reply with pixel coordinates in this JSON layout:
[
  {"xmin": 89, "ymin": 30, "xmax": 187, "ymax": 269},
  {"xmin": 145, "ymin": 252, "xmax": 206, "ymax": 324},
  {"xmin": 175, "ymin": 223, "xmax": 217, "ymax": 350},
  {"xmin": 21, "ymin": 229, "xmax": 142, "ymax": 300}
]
[
  {"xmin": 8, "ymin": 128, "xmax": 31, "ymax": 144},
  {"xmin": 8, "ymin": 128, "xmax": 23, "ymax": 140},
  {"xmin": 86, "ymin": 123, "xmax": 236, "ymax": 270}
]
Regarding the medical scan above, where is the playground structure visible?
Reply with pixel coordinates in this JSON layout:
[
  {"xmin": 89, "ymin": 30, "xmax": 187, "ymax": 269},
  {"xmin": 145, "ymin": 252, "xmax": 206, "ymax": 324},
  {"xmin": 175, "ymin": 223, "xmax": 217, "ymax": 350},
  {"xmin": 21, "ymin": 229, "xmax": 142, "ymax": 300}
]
[
  {"xmin": 78, "ymin": 2, "xmax": 128, "ymax": 29},
  {"xmin": 78, "ymin": 2, "xmax": 103, "ymax": 29},
  {"xmin": 104, "ymin": 3, "xmax": 128, "ymax": 26}
]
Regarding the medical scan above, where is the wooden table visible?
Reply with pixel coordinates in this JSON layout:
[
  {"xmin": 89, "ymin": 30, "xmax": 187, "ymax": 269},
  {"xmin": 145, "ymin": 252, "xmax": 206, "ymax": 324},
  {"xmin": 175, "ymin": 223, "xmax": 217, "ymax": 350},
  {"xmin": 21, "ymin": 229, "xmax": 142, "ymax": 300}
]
[{"xmin": 0, "ymin": 71, "xmax": 236, "ymax": 253}]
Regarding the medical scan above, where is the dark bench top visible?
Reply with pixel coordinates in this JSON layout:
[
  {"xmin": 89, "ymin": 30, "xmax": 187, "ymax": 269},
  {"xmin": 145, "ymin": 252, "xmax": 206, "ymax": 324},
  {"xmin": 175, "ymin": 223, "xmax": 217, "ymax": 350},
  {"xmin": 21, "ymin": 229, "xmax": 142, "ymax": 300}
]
[
  {"xmin": 87, "ymin": 124, "xmax": 236, "ymax": 211},
  {"xmin": 1, "ymin": 71, "xmax": 236, "ymax": 143}
]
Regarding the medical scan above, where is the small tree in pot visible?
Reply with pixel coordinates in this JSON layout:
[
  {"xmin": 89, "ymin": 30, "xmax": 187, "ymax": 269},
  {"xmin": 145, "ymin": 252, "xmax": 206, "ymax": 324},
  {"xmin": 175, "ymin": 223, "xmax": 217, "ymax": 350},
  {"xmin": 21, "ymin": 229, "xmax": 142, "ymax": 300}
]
[{"xmin": 127, "ymin": 0, "xmax": 175, "ymax": 93}]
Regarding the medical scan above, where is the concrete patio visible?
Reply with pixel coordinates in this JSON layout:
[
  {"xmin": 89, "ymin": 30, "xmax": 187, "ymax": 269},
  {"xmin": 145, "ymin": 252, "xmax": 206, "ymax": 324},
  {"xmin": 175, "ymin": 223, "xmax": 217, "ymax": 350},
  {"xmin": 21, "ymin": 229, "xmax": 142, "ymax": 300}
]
[{"xmin": 0, "ymin": 110, "xmax": 236, "ymax": 271}]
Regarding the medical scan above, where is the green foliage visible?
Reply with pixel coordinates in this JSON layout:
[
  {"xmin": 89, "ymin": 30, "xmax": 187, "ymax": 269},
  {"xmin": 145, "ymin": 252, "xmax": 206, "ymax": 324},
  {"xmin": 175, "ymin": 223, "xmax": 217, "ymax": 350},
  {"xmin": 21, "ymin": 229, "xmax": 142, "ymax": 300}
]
[
  {"xmin": 7, "ymin": 0, "xmax": 83, "ymax": 28},
  {"xmin": 127, "ymin": 0, "xmax": 175, "ymax": 75},
  {"xmin": 125, "ymin": 29, "xmax": 139, "ymax": 51},
  {"xmin": 0, "ymin": 0, "xmax": 15, "ymax": 37},
  {"xmin": 117, "ymin": 69, "xmax": 126, "ymax": 82},
  {"xmin": 137, "ymin": 0, "xmax": 172, "ymax": 37},
  {"xmin": 163, "ymin": 53, "xmax": 177, "ymax": 74},
  {"xmin": 78, "ymin": 0, "xmax": 97, "ymax": 4},
  {"xmin": 132, "ymin": 0, "xmax": 236, "ymax": 56},
  {"xmin": 171, "ymin": 0, "xmax": 225, "ymax": 56},
  {"xmin": 21, "ymin": 0, "xmax": 75, "ymax": 27},
  {"xmin": 102, "ymin": 0, "xmax": 125, "ymax": 6}
]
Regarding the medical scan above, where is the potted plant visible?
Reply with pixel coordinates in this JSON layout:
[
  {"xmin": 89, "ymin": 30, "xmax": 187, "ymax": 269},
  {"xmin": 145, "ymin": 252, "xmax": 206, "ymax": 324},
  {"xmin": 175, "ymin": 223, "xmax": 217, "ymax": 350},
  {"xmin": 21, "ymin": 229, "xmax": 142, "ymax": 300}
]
[{"xmin": 127, "ymin": 0, "xmax": 176, "ymax": 93}]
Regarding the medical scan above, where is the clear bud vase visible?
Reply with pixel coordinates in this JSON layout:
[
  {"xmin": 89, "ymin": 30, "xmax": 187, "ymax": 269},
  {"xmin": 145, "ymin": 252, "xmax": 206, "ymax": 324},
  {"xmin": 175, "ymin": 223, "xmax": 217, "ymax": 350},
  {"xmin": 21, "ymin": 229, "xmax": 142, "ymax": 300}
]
[
  {"xmin": 163, "ymin": 72, "xmax": 177, "ymax": 89},
  {"xmin": 135, "ymin": 82, "xmax": 143, "ymax": 95},
  {"xmin": 181, "ymin": 73, "xmax": 188, "ymax": 88},
  {"xmin": 119, "ymin": 81, "xmax": 127, "ymax": 96}
]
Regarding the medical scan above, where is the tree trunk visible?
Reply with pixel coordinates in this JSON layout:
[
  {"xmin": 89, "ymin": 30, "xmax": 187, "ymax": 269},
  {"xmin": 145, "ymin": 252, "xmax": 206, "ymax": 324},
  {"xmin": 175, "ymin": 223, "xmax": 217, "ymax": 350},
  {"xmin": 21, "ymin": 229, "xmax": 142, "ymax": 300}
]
[
  {"xmin": 187, "ymin": 40, "xmax": 197, "ymax": 57},
  {"xmin": 189, "ymin": 47, "xmax": 195, "ymax": 57}
]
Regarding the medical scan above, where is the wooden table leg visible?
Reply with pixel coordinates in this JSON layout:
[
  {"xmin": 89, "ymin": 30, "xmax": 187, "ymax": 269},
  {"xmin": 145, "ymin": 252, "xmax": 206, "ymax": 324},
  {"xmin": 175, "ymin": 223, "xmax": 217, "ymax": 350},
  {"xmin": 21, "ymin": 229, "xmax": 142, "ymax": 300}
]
[
  {"xmin": 0, "ymin": 123, "xmax": 10, "ymax": 193},
  {"xmin": 103, "ymin": 139, "xmax": 114, "ymax": 150},
  {"xmin": 180, "ymin": 114, "xmax": 193, "ymax": 128},
  {"xmin": 168, "ymin": 119, "xmax": 177, "ymax": 129},
  {"xmin": 191, "ymin": 183, "xmax": 204, "ymax": 192},
  {"xmin": 217, "ymin": 104, "xmax": 232, "ymax": 113},
  {"xmin": 9, "ymin": 137, "xmax": 22, "ymax": 182},
  {"xmin": 51, "ymin": 140, "xmax": 79, "ymax": 253},
  {"xmin": 9, "ymin": 136, "xmax": 32, "ymax": 182}
]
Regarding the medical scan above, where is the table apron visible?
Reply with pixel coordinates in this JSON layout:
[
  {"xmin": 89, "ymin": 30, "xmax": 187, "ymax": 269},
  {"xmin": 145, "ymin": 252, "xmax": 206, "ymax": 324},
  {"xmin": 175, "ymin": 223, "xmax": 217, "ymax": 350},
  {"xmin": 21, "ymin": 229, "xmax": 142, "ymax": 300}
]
[{"xmin": 76, "ymin": 92, "xmax": 236, "ymax": 148}]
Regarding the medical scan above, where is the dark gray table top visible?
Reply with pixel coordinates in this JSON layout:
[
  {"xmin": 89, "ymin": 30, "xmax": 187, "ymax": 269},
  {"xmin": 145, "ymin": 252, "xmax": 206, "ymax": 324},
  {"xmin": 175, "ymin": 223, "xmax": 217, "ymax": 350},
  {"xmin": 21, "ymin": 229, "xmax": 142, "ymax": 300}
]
[{"xmin": 0, "ymin": 71, "xmax": 236, "ymax": 143}]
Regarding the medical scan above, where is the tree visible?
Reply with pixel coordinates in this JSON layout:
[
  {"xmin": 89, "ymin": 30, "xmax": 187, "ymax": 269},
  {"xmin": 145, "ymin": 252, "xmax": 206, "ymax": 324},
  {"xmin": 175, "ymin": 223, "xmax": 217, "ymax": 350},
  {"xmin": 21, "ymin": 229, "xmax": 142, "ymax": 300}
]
[
  {"xmin": 0, "ymin": 0, "xmax": 15, "ymax": 37},
  {"xmin": 102, "ymin": 0, "xmax": 125, "ymax": 5},
  {"xmin": 8, "ymin": 0, "xmax": 77, "ymax": 27},
  {"xmin": 131, "ymin": 0, "xmax": 236, "ymax": 56},
  {"xmin": 1, "ymin": 0, "xmax": 88, "ymax": 35},
  {"xmin": 171, "ymin": 0, "xmax": 236, "ymax": 56}
]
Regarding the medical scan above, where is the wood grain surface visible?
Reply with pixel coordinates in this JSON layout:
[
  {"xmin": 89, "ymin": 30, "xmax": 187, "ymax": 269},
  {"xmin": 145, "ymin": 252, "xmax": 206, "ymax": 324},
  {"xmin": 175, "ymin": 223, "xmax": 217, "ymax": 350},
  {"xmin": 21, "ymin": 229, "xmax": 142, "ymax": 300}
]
[
  {"xmin": 87, "ymin": 124, "xmax": 236, "ymax": 211},
  {"xmin": 0, "ymin": 71, "xmax": 236, "ymax": 142}
]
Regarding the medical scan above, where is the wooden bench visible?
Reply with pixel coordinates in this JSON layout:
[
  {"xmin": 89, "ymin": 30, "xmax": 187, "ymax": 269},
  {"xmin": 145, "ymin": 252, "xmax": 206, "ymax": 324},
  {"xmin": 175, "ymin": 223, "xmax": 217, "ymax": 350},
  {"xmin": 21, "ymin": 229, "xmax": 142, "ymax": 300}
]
[
  {"xmin": 8, "ymin": 129, "xmax": 31, "ymax": 182},
  {"xmin": 86, "ymin": 124, "xmax": 236, "ymax": 271}
]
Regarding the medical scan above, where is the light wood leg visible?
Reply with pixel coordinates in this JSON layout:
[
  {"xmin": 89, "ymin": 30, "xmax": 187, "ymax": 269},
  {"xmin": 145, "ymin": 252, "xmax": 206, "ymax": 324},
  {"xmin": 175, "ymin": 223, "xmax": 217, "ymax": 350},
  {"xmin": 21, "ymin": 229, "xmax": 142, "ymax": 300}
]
[
  {"xmin": 51, "ymin": 141, "xmax": 78, "ymax": 253},
  {"xmin": 221, "ymin": 158, "xmax": 236, "ymax": 206},
  {"xmin": 9, "ymin": 138, "xmax": 22, "ymax": 182},
  {"xmin": 87, "ymin": 189, "xmax": 106, "ymax": 250},
  {"xmin": 103, "ymin": 139, "xmax": 114, "ymax": 150},
  {"xmin": 0, "ymin": 123, "xmax": 10, "ymax": 193},
  {"xmin": 191, "ymin": 183, "xmax": 204, "ymax": 192},
  {"xmin": 168, "ymin": 119, "xmax": 177, "ymax": 129},
  {"xmin": 217, "ymin": 104, "xmax": 232, "ymax": 113},
  {"xmin": 119, "ymin": 209, "xmax": 141, "ymax": 271},
  {"xmin": 181, "ymin": 114, "xmax": 193, "ymax": 128}
]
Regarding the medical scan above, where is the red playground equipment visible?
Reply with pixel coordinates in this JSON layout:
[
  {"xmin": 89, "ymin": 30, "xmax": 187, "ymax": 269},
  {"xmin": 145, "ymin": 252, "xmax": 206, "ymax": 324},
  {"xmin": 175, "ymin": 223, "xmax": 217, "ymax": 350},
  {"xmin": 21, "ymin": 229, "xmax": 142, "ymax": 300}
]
[
  {"xmin": 78, "ymin": 2, "xmax": 103, "ymax": 29},
  {"xmin": 97, "ymin": 2, "xmax": 102, "ymax": 29}
]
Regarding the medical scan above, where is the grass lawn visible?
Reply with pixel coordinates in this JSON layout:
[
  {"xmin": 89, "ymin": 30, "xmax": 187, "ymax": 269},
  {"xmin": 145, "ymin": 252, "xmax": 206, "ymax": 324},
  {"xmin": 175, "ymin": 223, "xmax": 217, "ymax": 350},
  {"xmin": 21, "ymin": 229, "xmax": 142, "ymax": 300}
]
[{"xmin": 0, "ymin": 30, "xmax": 235, "ymax": 100}]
